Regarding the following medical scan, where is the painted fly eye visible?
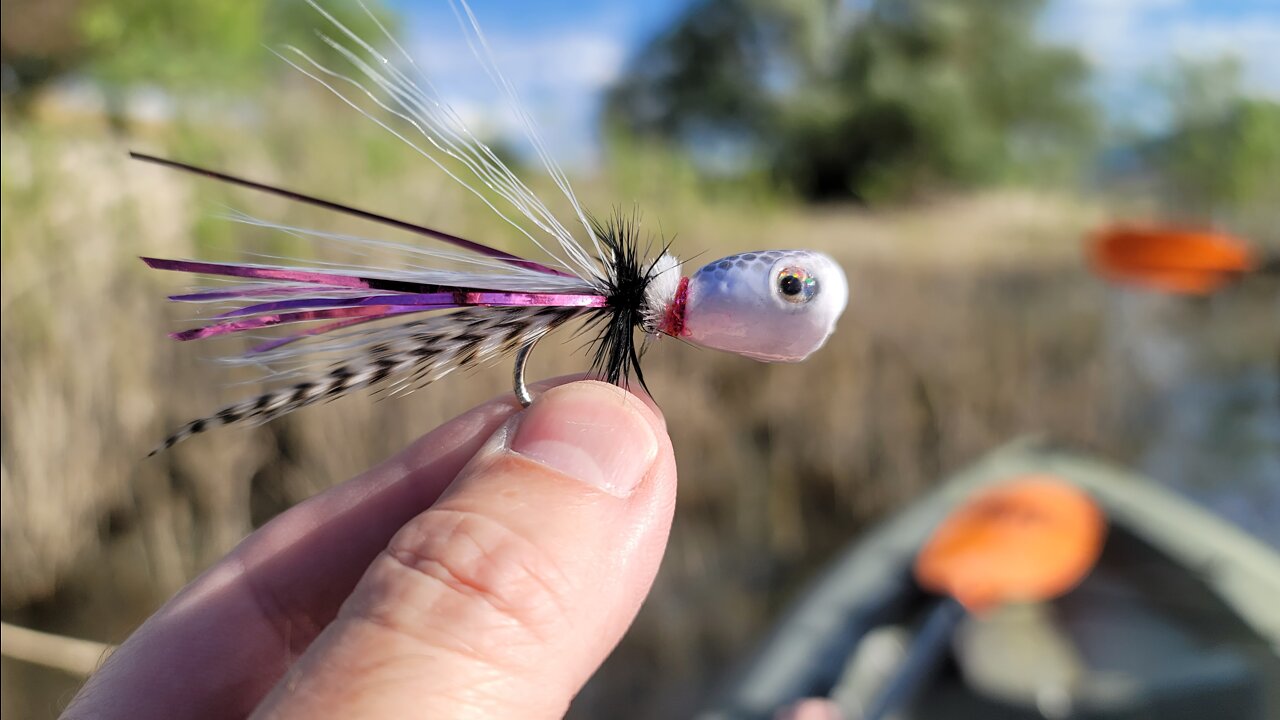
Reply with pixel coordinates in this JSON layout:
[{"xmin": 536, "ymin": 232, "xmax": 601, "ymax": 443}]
[{"xmin": 777, "ymin": 266, "xmax": 818, "ymax": 304}]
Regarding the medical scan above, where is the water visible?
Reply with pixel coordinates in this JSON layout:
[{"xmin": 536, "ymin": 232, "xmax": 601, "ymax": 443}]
[{"xmin": 1107, "ymin": 282, "xmax": 1280, "ymax": 548}]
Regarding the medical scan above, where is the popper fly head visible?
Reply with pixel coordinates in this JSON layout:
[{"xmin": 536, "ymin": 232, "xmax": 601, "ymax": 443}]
[{"xmin": 649, "ymin": 250, "xmax": 848, "ymax": 362}]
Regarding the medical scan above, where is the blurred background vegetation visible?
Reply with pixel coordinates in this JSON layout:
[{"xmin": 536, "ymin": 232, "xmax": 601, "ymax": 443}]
[
  {"xmin": 607, "ymin": 0, "xmax": 1099, "ymax": 200},
  {"xmin": 2, "ymin": 0, "xmax": 1277, "ymax": 717}
]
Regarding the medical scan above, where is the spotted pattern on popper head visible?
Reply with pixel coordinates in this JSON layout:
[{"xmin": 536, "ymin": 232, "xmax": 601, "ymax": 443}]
[{"xmin": 693, "ymin": 250, "xmax": 787, "ymax": 282}]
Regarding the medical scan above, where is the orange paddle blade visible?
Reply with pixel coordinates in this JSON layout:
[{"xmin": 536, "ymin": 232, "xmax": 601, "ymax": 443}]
[
  {"xmin": 913, "ymin": 476, "xmax": 1106, "ymax": 613},
  {"xmin": 1088, "ymin": 224, "xmax": 1257, "ymax": 295}
]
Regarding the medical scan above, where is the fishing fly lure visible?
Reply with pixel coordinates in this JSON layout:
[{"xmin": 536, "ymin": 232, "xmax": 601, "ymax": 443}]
[{"xmin": 140, "ymin": 1, "xmax": 847, "ymax": 454}]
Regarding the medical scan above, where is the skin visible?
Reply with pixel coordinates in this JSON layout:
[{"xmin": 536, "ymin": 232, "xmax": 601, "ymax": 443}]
[{"xmin": 64, "ymin": 376, "xmax": 677, "ymax": 719}]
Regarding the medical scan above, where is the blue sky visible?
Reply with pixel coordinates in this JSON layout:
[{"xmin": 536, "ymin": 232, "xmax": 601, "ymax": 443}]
[{"xmin": 389, "ymin": 0, "xmax": 1280, "ymax": 165}]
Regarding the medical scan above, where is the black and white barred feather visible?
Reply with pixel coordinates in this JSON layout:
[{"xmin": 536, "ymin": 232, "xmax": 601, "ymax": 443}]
[{"xmin": 149, "ymin": 306, "xmax": 586, "ymax": 455}]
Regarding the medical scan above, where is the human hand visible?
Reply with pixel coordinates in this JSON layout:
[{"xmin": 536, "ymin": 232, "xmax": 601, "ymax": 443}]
[{"xmin": 65, "ymin": 377, "xmax": 676, "ymax": 719}]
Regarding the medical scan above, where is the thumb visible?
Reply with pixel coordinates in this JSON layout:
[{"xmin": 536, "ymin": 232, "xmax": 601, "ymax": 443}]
[{"xmin": 252, "ymin": 380, "xmax": 677, "ymax": 719}]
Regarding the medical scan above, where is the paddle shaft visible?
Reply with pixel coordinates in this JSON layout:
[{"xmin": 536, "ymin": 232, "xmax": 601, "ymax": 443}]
[{"xmin": 862, "ymin": 597, "xmax": 966, "ymax": 720}]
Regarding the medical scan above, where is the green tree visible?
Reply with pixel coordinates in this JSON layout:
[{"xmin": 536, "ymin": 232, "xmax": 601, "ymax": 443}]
[
  {"xmin": 1147, "ymin": 57, "xmax": 1280, "ymax": 219},
  {"xmin": 80, "ymin": 0, "xmax": 397, "ymax": 91},
  {"xmin": 1, "ymin": 0, "xmax": 86, "ymax": 103},
  {"xmin": 606, "ymin": 0, "xmax": 1097, "ymax": 202},
  {"xmin": 2, "ymin": 0, "xmax": 397, "ymax": 118}
]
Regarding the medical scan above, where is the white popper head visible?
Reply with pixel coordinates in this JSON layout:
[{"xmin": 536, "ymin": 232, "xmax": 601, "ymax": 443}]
[{"xmin": 680, "ymin": 250, "xmax": 847, "ymax": 362}]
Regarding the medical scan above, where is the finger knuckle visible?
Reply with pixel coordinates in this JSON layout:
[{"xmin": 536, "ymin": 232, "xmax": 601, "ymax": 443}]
[{"xmin": 382, "ymin": 508, "xmax": 572, "ymax": 647}]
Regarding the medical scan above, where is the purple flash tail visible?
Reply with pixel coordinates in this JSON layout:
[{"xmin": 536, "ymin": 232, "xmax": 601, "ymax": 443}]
[{"xmin": 144, "ymin": 256, "xmax": 605, "ymax": 345}]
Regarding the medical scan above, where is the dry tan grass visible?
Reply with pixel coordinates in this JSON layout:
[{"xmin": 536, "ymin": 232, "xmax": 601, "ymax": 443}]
[{"xmin": 3, "ymin": 110, "xmax": 1252, "ymax": 717}]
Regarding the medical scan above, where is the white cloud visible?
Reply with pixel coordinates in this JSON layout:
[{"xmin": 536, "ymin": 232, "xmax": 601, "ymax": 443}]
[
  {"xmin": 407, "ymin": 27, "xmax": 626, "ymax": 166},
  {"xmin": 1043, "ymin": 0, "xmax": 1280, "ymax": 128},
  {"xmin": 1043, "ymin": 0, "xmax": 1186, "ymax": 70},
  {"xmin": 495, "ymin": 32, "xmax": 627, "ymax": 90},
  {"xmin": 1165, "ymin": 20, "xmax": 1280, "ymax": 97}
]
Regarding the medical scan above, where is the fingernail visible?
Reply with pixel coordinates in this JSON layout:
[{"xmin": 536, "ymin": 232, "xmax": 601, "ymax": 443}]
[
  {"xmin": 508, "ymin": 382, "xmax": 658, "ymax": 498},
  {"xmin": 774, "ymin": 699, "xmax": 844, "ymax": 720}
]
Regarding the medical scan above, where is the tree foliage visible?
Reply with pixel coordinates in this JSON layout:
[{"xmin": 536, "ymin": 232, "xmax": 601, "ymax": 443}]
[
  {"xmin": 606, "ymin": 0, "xmax": 1098, "ymax": 202},
  {"xmin": 1146, "ymin": 57, "xmax": 1280, "ymax": 218},
  {"xmin": 1, "ymin": 0, "xmax": 397, "ymax": 104},
  {"xmin": 82, "ymin": 0, "xmax": 397, "ymax": 90}
]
